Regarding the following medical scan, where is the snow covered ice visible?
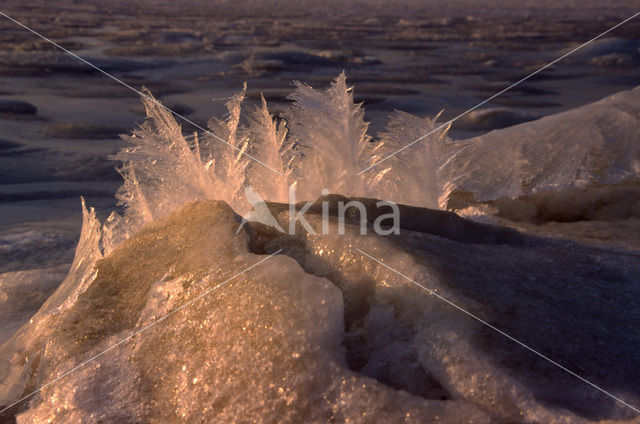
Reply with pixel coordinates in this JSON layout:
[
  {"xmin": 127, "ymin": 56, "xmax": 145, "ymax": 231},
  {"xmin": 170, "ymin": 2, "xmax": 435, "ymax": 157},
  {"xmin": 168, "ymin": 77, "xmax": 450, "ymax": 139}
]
[{"xmin": 1, "ymin": 76, "xmax": 640, "ymax": 423}]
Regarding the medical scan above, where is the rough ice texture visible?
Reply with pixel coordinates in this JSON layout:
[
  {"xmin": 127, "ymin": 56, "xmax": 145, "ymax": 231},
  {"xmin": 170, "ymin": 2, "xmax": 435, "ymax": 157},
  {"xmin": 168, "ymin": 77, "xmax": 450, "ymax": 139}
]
[
  {"xmin": 1, "ymin": 201, "xmax": 488, "ymax": 423},
  {"xmin": 450, "ymin": 179, "xmax": 640, "ymax": 250},
  {"xmin": 250, "ymin": 200, "xmax": 640, "ymax": 423},
  {"xmin": 2, "ymin": 79, "xmax": 640, "ymax": 422},
  {"xmin": 1, "ymin": 199, "xmax": 639, "ymax": 422}
]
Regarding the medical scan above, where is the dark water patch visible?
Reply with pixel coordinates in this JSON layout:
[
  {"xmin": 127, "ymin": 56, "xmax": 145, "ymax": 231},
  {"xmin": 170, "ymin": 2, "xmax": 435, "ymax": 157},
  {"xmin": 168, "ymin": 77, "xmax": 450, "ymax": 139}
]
[
  {"xmin": 0, "ymin": 139, "xmax": 22, "ymax": 150},
  {"xmin": 43, "ymin": 122, "xmax": 127, "ymax": 139},
  {"xmin": 0, "ymin": 56, "xmax": 160, "ymax": 78},
  {"xmin": 246, "ymin": 89, "xmax": 290, "ymax": 104},
  {"xmin": 0, "ymin": 152, "xmax": 121, "ymax": 184},
  {"xmin": 354, "ymin": 85, "xmax": 420, "ymax": 96},
  {"xmin": 354, "ymin": 95, "xmax": 386, "ymax": 105},
  {"xmin": 57, "ymin": 86, "xmax": 138, "ymax": 99},
  {"xmin": 484, "ymin": 71, "xmax": 584, "ymax": 83},
  {"xmin": 0, "ymin": 147, "xmax": 46, "ymax": 157},
  {"xmin": 465, "ymin": 83, "xmax": 557, "ymax": 96},
  {"xmin": 129, "ymin": 102, "xmax": 193, "ymax": 116},
  {"xmin": 0, "ymin": 190, "xmax": 114, "ymax": 203},
  {"xmin": 489, "ymin": 96, "xmax": 560, "ymax": 108},
  {"xmin": 0, "ymin": 231, "xmax": 76, "ymax": 273},
  {"xmin": 587, "ymin": 53, "xmax": 638, "ymax": 68},
  {"xmin": 0, "ymin": 99, "xmax": 37, "ymax": 115},
  {"xmin": 348, "ymin": 73, "xmax": 447, "ymax": 85},
  {"xmin": 564, "ymin": 37, "xmax": 640, "ymax": 62},
  {"xmin": 105, "ymin": 42, "xmax": 204, "ymax": 57},
  {"xmin": 159, "ymin": 32, "xmax": 202, "ymax": 44}
]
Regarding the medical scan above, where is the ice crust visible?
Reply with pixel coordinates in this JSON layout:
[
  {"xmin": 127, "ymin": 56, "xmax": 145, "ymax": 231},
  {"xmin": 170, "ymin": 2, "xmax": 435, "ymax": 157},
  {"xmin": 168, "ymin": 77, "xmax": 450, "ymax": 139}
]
[{"xmin": 2, "ymin": 200, "xmax": 639, "ymax": 422}]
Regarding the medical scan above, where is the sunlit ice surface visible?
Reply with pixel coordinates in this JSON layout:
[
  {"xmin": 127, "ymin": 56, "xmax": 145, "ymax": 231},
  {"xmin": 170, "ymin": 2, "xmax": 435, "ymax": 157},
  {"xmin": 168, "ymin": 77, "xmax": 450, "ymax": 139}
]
[{"xmin": 1, "ymin": 0, "xmax": 640, "ymax": 422}]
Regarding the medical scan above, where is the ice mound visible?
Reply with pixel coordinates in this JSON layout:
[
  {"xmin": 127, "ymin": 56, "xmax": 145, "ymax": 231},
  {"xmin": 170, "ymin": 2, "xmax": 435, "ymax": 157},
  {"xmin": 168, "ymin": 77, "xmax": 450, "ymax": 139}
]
[
  {"xmin": 246, "ymin": 198, "xmax": 640, "ymax": 422},
  {"xmin": 447, "ymin": 86, "xmax": 640, "ymax": 203},
  {"xmin": 0, "ymin": 201, "xmax": 490, "ymax": 423},
  {"xmin": 2, "ymin": 199, "xmax": 639, "ymax": 422}
]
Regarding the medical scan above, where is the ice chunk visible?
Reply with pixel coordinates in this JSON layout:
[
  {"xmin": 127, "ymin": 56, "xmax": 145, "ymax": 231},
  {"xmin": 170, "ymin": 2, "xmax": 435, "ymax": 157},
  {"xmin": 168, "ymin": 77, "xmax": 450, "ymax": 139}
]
[
  {"xmin": 1, "ymin": 201, "xmax": 490, "ymax": 423},
  {"xmin": 446, "ymin": 86, "xmax": 640, "ymax": 202},
  {"xmin": 7, "ymin": 79, "xmax": 639, "ymax": 422},
  {"xmin": 247, "ymin": 200, "xmax": 640, "ymax": 422}
]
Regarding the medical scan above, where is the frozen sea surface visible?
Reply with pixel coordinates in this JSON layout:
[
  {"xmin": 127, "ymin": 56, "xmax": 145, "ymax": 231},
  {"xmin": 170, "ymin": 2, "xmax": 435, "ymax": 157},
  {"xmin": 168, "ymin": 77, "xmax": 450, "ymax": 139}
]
[{"xmin": 1, "ymin": 1, "xmax": 640, "ymax": 422}]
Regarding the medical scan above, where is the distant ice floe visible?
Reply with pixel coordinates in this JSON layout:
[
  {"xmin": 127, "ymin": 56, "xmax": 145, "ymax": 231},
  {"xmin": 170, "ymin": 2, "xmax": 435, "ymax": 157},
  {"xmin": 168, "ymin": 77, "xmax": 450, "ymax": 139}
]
[
  {"xmin": 562, "ymin": 37, "xmax": 640, "ymax": 67},
  {"xmin": 453, "ymin": 107, "xmax": 540, "ymax": 132}
]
